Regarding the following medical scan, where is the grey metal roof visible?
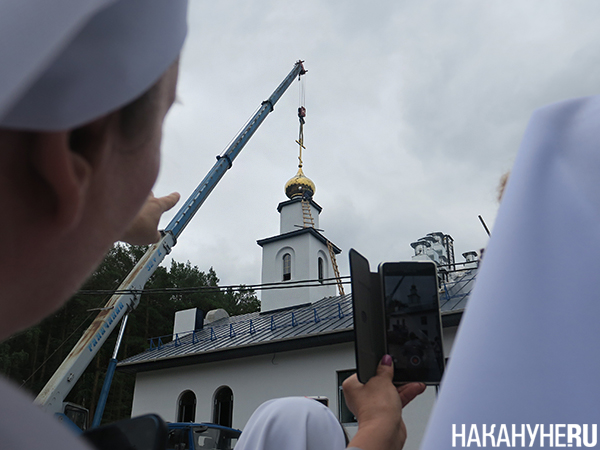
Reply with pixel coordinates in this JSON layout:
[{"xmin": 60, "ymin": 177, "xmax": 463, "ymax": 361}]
[
  {"xmin": 439, "ymin": 267, "xmax": 477, "ymax": 313},
  {"xmin": 118, "ymin": 265, "xmax": 479, "ymax": 373},
  {"xmin": 438, "ymin": 266, "xmax": 478, "ymax": 327},
  {"xmin": 118, "ymin": 294, "xmax": 354, "ymax": 372}
]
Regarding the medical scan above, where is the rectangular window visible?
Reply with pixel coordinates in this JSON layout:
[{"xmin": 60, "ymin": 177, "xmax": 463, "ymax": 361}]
[
  {"xmin": 337, "ymin": 370, "xmax": 357, "ymax": 424},
  {"xmin": 283, "ymin": 254, "xmax": 291, "ymax": 281},
  {"xmin": 318, "ymin": 257, "xmax": 324, "ymax": 283},
  {"xmin": 307, "ymin": 396, "xmax": 329, "ymax": 407}
]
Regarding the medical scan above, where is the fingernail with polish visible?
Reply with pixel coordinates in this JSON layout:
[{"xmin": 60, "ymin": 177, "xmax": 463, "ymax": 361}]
[{"xmin": 382, "ymin": 354, "xmax": 392, "ymax": 366}]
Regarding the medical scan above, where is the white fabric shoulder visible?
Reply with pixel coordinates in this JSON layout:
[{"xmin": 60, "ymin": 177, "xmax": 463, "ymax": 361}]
[
  {"xmin": 0, "ymin": 0, "xmax": 114, "ymax": 121},
  {"xmin": 421, "ymin": 95, "xmax": 600, "ymax": 449},
  {"xmin": 0, "ymin": 0, "xmax": 187, "ymax": 131},
  {"xmin": 236, "ymin": 397, "xmax": 347, "ymax": 450},
  {"xmin": 0, "ymin": 376, "xmax": 93, "ymax": 449}
]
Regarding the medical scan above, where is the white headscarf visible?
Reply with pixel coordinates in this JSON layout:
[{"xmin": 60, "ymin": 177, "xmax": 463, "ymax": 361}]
[
  {"xmin": 236, "ymin": 397, "xmax": 347, "ymax": 450},
  {"xmin": 421, "ymin": 95, "xmax": 600, "ymax": 449},
  {"xmin": 0, "ymin": 0, "xmax": 187, "ymax": 131}
]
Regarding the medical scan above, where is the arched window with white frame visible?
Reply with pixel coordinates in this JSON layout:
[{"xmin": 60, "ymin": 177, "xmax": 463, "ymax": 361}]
[
  {"xmin": 213, "ymin": 386, "xmax": 234, "ymax": 428},
  {"xmin": 283, "ymin": 253, "xmax": 291, "ymax": 281},
  {"xmin": 318, "ymin": 257, "xmax": 324, "ymax": 283},
  {"xmin": 177, "ymin": 390, "xmax": 196, "ymax": 422}
]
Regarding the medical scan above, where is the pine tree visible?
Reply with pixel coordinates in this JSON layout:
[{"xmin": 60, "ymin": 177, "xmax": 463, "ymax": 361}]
[{"xmin": 0, "ymin": 243, "xmax": 260, "ymax": 425}]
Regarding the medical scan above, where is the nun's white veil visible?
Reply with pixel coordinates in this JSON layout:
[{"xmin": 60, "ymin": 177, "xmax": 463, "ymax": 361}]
[
  {"xmin": 236, "ymin": 397, "xmax": 347, "ymax": 450},
  {"xmin": 421, "ymin": 95, "xmax": 600, "ymax": 448},
  {"xmin": 0, "ymin": 2, "xmax": 187, "ymax": 449},
  {"xmin": 0, "ymin": 0, "xmax": 187, "ymax": 131}
]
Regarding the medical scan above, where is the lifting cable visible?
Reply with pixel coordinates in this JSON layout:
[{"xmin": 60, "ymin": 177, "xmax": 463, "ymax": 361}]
[
  {"xmin": 296, "ymin": 75, "xmax": 307, "ymax": 168},
  {"xmin": 296, "ymin": 77, "xmax": 344, "ymax": 296}
]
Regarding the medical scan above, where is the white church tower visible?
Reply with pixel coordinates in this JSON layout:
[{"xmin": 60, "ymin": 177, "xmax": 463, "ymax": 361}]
[{"xmin": 257, "ymin": 148, "xmax": 341, "ymax": 312}]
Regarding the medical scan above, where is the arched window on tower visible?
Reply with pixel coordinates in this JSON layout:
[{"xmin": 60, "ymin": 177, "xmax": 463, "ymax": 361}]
[
  {"xmin": 213, "ymin": 386, "xmax": 234, "ymax": 428},
  {"xmin": 283, "ymin": 253, "xmax": 291, "ymax": 281},
  {"xmin": 318, "ymin": 257, "xmax": 324, "ymax": 283},
  {"xmin": 177, "ymin": 390, "xmax": 196, "ymax": 422}
]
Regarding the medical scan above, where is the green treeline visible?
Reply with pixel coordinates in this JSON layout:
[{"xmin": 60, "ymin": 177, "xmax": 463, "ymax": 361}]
[{"xmin": 0, "ymin": 243, "xmax": 260, "ymax": 425}]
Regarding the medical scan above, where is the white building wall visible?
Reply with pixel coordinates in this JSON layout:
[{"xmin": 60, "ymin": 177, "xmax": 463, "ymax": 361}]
[
  {"xmin": 131, "ymin": 344, "xmax": 356, "ymax": 430},
  {"xmin": 260, "ymin": 233, "xmax": 336, "ymax": 311},
  {"xmin": 442, "ymin": 325, "xmax": 458, "ymax": 358},
  {"xmin": 279, "ymin": 200, "xmax": 320, "ymax": 234},
  {"xmin": 129, "ymin": 327, "xmax": 459, "ymax": 450}
]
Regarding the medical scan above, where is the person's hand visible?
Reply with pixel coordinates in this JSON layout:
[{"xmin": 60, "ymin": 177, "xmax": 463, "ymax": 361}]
[
  {"xmin": 343, "ymin": 355, "xmax": 426, "ymax": 450},
  {"xmin": 119, "ymin": 191, "xmax": 180, "ymax": 245}
]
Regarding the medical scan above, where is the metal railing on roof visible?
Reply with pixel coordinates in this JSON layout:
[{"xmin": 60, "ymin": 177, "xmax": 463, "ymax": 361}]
[
  {"xmin": 144, "ymin": 264, "xmax": 480, "ymax": 352},
  {"xmin": 147, "ymin": 299, "xmax": 352, "ymax": 351},
  {"xmin": 439, "ymin": 269, "xmax": 478, "ymax": 303}
]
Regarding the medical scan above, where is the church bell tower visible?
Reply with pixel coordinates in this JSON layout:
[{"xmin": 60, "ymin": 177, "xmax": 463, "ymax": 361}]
[{"xmin": 257, "ymin": 114, "xmax": 341, "ymax": 312}]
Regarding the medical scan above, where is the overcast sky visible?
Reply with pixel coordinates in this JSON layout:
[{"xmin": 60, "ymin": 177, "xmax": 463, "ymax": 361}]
[{"xmin": 153, "ymin": 0, "xmax": 600, "ymax": 292}]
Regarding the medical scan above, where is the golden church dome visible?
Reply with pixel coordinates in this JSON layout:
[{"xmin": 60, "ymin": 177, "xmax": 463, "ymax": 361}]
[{"xmin": 285, "ymin": 166, "xmax": 316, "ymax": 199}]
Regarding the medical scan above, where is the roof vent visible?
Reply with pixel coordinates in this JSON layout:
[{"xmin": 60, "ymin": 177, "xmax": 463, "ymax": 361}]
[
  {"xmin": 462, "ymin": 251, "xmax": 479, "ymax": 269},
  {"xmin": 204, "ymin": 308, "xmax": 230, "ymax": 325},
  {"xmin": 173, "ymin": 308, "xmax": 204, "ymax": 340}
]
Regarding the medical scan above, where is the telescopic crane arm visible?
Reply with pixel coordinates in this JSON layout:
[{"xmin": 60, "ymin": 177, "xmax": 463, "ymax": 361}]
[{"xmin": 35, "ymin": 60, "xmax": 307, "ymax": 415}]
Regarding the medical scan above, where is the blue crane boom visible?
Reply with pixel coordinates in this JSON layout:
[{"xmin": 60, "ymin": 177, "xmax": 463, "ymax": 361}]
[
  {"xmin": 167, "ymin": 60, "xmax": 306, "ymax": 238},
  {"xmin": 35, "ymin": 60, "xmax": 307, "ymax": 419}
]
